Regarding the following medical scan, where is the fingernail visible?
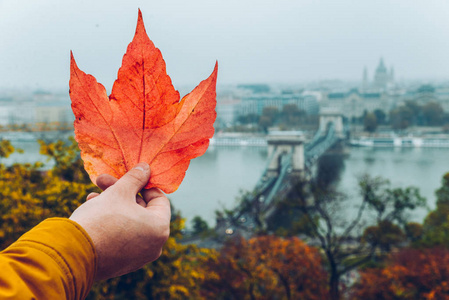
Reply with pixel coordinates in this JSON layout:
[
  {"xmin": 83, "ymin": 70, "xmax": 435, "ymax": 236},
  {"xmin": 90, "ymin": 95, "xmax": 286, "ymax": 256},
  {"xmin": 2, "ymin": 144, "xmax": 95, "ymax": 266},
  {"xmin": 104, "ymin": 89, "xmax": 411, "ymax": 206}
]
[{"xmin": 134, "ymin": 162, "xmax": 150, "ymax": 172}]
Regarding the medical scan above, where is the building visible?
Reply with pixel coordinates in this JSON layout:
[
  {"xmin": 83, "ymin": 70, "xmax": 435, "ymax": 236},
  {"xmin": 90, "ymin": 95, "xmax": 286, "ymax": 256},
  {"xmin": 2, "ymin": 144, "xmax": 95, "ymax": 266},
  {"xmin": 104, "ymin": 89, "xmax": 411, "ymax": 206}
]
[
  {"xmin": 373, "ymin": 58, "xmax": 389, "ymax": 89},
  {"xmin": 0, "ymin": 103, "xmax": 35, "ymax": 126},
  {"xmin": 0, "ymin": 91, "xmax": 74, "ymax": 129},
  {"xmin": 362, "ymin": 58, "xmax": 395, "ymax": 92},
  {"xmin": 216, "ymin": 96, "xmax": 241, "ymax": 127},
  {"xmin": 238, "ymin": 92, "xmax": 319, "ymax": 117},
  {"xmin": 35, "ymin": 102, "xmax": 73, "ymax": 125},
  {"xmin": 321, "ymin": 88, "xmax": 390, "ymax": 120},
  {"xmin": 397, "ymin": 84, "xmax": 449, "ymax": 112}
]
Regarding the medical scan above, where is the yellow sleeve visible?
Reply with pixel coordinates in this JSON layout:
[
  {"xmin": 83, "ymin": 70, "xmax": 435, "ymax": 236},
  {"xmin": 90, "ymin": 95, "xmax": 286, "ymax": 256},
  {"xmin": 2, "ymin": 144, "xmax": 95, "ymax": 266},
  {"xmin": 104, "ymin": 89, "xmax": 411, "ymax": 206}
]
[{"xmin": 0, "ymin": 218, "xmax": 97, "ymax": 300}]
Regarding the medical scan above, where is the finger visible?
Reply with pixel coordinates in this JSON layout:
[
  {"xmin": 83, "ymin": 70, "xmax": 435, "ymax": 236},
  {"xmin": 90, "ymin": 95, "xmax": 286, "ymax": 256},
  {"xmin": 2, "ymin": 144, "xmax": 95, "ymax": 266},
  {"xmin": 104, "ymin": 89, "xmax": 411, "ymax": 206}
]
[
  {"xmin": 141, "ymin": 188, "xmax": 166, "ymax": 204},
  {"xmin": 141, "ymin": 188, "xmax": 171, "ymax": 218},
  {"xmin": 110, "ymin": 162, "xmax": 151, "ymax": 197},
  {"xmin": 86, "ymin": 192, "xmax": 100, "ymax": 201},
  {"xmin": 136, "ymin": 195, "xmax": 146, "ymax": 207},
  {"xmin": 96, "ymin": 174, "xmax": 118, "ymax": 191}
]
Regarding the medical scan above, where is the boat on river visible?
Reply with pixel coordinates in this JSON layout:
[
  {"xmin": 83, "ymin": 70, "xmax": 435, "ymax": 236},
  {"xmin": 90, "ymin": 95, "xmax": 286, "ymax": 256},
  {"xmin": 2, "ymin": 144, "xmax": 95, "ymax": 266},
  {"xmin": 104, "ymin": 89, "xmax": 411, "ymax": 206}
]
[
  {"xmin": 210, "ymin": 137, "xmax": 267, "ymax": 147},
  {"xmin": 350, "ymin": 136, "xmax": 449, "ymax": 148}
]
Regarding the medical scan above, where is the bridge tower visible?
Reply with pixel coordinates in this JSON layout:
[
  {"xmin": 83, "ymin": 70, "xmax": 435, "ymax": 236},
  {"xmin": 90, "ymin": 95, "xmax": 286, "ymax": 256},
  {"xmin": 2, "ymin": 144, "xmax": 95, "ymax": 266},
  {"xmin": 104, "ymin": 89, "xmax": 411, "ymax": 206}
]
[
  {"xmin": 266, "ymin": 131, "xmax": 304, "ymax": 177},
  {"xmin": 319, "ymin": 110, "xmax": 344, "ymax": 138}
]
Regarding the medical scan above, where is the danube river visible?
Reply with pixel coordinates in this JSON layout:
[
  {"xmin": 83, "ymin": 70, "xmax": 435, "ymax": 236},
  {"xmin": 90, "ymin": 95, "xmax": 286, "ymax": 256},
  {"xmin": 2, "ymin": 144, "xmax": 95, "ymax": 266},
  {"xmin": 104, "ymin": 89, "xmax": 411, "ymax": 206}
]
[
  {"xmin": 3, "ymin": 135, "xmax": 448, "ymax": 227},
  {"xmin": 337, "ymin": 147, "xmax": 448, "ymax": 222},
  {"xmin": 171, "ymin": 146, "xmax": 449, "ymax": 226}
]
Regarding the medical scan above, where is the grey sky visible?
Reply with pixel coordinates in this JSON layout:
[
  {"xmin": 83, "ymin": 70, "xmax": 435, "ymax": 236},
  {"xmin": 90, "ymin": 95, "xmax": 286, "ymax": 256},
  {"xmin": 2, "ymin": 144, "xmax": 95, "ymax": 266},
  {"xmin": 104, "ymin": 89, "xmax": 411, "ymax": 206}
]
[{"xmin": 1, "ymin": 0, "xmax": 449, "ymax": 90}]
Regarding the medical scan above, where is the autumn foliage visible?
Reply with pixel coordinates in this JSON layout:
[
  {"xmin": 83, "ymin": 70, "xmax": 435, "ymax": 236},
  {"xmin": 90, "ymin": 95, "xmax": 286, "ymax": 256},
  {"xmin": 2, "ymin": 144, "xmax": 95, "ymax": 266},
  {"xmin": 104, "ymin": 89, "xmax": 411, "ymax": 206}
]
[
  {"xmin": 202, "ymin": 235, "xmax": 329, "ymax": 300},
  {"xmin": 351, "ymin": 248, "xmax": 449, "ymax": 299},
  {"xmin": 0, "ymin": 139, "xmax": 332, "ymax": 299},
  {"xmin": 0, "ymin": 139, "xmax": 216, "ymax": 299},
  {"xmin": 89, "ymin": 233, "xmax": 329, "ymax": 299},
  {"xmin": 70, "ymin": 10, "xmax": 217, "ymax": 193},
  {"xmin": 4, "ymin": 137, "xmax": 449, "ymax": 299},
  {"xmin": 0, "ymin": 138, "xmax": 95, "ymax": 249}
]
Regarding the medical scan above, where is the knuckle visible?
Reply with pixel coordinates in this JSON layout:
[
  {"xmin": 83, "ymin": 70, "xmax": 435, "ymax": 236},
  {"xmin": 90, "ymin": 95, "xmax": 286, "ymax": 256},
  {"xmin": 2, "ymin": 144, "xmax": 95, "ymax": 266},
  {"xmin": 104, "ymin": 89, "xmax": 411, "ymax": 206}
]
[
  {"xmin": 127, "ymin": 171, "xmax": 146, "ymax": 185},
  {"xmin": 156, "ymin": 225, "xmax": 170, "ymax": 245},
  {"xmin": 147, "ymin": 223, "xmax": 170, "ymax": 254},
  {"xmin": 162, "ymin": 227, "xmax": 170, "ymax": 242}
]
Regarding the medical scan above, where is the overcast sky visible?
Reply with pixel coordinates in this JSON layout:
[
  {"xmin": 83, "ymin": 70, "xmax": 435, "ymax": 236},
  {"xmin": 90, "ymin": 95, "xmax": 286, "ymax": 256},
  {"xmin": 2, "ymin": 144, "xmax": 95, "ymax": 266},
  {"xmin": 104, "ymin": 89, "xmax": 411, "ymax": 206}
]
[{"xmin": 1, "ymin": 0, "xmax": 449, "ymax": 91}]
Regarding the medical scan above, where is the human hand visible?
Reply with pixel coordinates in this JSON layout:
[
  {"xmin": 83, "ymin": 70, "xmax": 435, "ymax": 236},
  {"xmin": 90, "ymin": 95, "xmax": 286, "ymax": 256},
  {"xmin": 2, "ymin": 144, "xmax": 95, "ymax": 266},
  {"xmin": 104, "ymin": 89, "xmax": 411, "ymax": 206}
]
[{"xmin": 69, "ymin": 163, "xmax": 171, "ymax": 281}]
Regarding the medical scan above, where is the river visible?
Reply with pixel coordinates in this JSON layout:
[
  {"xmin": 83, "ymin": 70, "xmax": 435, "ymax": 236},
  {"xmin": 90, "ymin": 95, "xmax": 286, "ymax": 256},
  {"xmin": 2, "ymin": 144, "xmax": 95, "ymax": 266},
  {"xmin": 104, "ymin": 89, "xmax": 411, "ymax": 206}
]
[
  {"xmin": 171, "ymin": 145, "xmax": 449, "ymax": 226},
  {"xmin": 169, "ymin": 146, "xmax": 268, "ymax": 226},
  {"xmin": 2, "ymin": 134, "xmax": 448, "ymax": 227},
  {"xmin": 337, "ymin": 147, "xmax": 449, "ymax": 222}
]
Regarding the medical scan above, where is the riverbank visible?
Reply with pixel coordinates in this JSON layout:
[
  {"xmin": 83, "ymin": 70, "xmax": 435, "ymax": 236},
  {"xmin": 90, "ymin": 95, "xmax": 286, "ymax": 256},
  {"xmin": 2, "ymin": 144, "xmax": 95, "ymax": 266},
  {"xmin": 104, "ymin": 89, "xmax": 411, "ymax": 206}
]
[
  {"xmin": 350, "ymin": 136, "xmax": 449, "ymax": 148},
  {"xmin": 211, "ymin": 133, "xmax": 267, "ymax": 146},
  {"xmin": 0, "ymin": 130, "xmax": 73, "ymax": 142},
  {"xmin": 350, "ymin": 127, "xmax": 449, "ymax": 148}
]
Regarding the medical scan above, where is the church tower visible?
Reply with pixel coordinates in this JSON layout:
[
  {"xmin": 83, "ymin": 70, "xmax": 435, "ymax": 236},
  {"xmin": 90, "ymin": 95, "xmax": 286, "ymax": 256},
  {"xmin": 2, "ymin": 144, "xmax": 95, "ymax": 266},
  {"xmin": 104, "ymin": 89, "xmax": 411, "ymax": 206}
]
[{"xmin": 374, "ymin": 58, "xmax": 389, "ymax": 90}]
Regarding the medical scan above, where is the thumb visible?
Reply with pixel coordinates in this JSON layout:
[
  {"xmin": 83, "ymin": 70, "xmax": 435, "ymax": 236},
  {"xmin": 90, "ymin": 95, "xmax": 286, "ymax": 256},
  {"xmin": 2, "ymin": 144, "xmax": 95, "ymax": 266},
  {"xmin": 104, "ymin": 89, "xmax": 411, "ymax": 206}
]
[{"xmin": 111, "ymin": 162, "xmax": 151, "ymax": 196}]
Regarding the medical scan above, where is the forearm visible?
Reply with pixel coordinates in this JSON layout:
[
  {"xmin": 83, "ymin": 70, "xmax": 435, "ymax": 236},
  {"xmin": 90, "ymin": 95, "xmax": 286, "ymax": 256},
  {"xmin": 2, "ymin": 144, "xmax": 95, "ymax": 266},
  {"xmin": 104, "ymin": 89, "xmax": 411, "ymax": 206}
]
[{"xmin": 0, "ymin": 218, "xmax": 97, "ymax": 300}]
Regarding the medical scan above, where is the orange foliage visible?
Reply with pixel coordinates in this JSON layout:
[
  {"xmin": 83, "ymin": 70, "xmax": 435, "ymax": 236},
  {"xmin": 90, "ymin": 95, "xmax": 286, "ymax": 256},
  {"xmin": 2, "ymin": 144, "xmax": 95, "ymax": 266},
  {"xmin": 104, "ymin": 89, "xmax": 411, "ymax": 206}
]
[
  {"xmin": 202, "ymin": 235, "xmax": 328, "ymax": 300},
  {"xmin": 70, "ymin": 10, "xmax": 217, "ymax": 193},
  {"xmin": 351, "ymin": 248, "xmax": 449, "ymax": 300}
]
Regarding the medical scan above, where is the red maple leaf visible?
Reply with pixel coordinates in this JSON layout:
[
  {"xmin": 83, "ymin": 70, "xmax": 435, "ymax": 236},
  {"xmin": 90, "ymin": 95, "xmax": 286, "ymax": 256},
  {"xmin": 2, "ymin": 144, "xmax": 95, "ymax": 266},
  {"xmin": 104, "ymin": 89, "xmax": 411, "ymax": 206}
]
[{"xmin": 69, "ymin": 10, "xmax": 217, "ymax": 193}]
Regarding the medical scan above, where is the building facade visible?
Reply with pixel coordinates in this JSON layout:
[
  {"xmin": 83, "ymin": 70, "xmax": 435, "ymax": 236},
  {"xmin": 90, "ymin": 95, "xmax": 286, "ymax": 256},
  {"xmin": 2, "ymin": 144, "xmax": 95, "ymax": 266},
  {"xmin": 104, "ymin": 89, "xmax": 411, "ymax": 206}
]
[
  {"xmin": 320, "ymin": 88, "xmax": 390, "ymax": 120},
  {"xmin": 238, "ymin": 93, "xmax": 319, "ymax": 117}
]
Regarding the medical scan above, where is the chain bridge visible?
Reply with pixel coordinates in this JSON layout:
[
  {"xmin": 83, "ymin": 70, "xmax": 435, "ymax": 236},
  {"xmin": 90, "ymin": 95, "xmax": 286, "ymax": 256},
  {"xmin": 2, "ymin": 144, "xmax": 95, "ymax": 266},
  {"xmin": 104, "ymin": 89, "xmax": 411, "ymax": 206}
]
[{"xmin": 215, "ymin": 111, "xmax": 345, "ymax": 238}]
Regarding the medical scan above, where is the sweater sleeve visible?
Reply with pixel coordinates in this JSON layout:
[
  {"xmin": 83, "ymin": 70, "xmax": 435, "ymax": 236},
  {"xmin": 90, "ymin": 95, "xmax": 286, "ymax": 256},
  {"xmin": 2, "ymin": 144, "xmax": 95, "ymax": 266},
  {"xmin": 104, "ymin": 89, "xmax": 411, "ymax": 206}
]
[{"xmin": 0, "ymin": 218, "xmax": 97, "ymax": 300}]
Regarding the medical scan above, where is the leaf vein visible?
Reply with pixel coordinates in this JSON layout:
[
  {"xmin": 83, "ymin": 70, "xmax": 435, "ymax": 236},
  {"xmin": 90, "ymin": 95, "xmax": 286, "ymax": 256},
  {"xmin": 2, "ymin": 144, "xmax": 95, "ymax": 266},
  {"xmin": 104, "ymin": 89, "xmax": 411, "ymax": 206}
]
[{"xmin": 73, "ymin": 69, "xmax": 130, "ymax": 170}]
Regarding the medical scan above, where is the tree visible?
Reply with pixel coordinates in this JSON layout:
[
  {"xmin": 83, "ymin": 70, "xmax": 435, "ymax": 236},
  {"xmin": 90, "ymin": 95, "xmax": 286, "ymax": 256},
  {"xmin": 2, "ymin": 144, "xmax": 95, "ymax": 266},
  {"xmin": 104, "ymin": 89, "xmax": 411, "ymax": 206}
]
[
  {"xmin": 363, "ymin": 112, "xmax": 378, "ymax": 133},
  {"xmin": 202, "ymin": 235, "xmax": 329, "ymax": 300},
  {"xmin": 389, "ymin": 105, "xmax": 414, "ymax": 130},
  {"xmin": 191, "ymin": 215, "xmax": 210, "ymax": 236},
  {"xmin": 422, "ymin": 102, "xmax": 444, "ymax": 126},
  {"xmin": 362, "ymin": 220, "xmax": 405, "ymax": 252},
  {"xmin": 0, "ymin": 138, "xmax": 95, "ymax": 249},
  {"xmin": 280, "ymin": 104, "xmax": 306, "ymax": 128},
  {"xmin": 387, "ymin": 100, "xmax": 439, "ymax": 129},
  {"xmin": 0, "ymin": 140, "xmax": 15, "ymax": 159},
  {"xmin": 351, "ymin": 248, "xmax": 449, "ymax": 299},
  {"xmin": 258, "ymin": 106, "xmax": 279, "ymax": 132},
  {"xmin": 268, "ymin": 175, "xmax": 426, "ymax": 300},
  {"xmin": 258, "ymin": 115, "xmax": 273, "ymax": 133},
  {"xmin": 237, "ymin": 113, "xmax": 259, "ymax": 125},
  {"xmin": 261, "ymin": 106, "xmax": 279, "ymax": 121},
  {"xmin": 373, "ymin": 109, "xmax": 386, "ymax": 125},
  {"xmin": 419, "ymin": 173, "xmax": 449, "ymax": 247},
  {"xmin": 38, "ymin": 136, "xmax": 91, "ymax": 183},
  {"xmin": 404, "ymin": 222, "xmax": 423, "ymax": 243}
]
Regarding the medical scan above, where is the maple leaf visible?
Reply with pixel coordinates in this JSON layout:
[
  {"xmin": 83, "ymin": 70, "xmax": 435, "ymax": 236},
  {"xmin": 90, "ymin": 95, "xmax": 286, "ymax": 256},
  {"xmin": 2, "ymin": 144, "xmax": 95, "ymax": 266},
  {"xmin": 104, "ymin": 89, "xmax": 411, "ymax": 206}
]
[{"xmin": 69, "ymin": 10, "xmax": 217, "ymax": 193}]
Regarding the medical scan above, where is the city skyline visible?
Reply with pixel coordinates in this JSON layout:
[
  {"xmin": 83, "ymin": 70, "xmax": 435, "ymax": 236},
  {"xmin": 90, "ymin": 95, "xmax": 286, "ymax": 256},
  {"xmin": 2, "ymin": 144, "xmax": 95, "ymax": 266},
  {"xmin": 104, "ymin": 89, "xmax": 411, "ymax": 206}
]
[{"xmin": 1, "ymin": 1, "xmax": 449, "ymax": 90}]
